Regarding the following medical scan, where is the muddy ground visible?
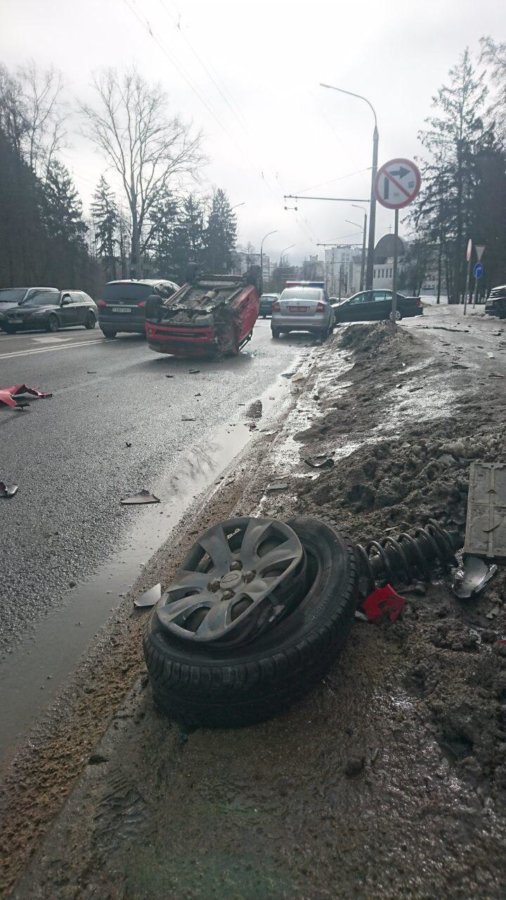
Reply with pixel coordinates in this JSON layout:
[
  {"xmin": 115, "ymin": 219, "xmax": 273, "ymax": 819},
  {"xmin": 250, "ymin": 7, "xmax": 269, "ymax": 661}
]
[{"xmin": 6, "ymin": 311, "xmax": 506, "ymax": 898}]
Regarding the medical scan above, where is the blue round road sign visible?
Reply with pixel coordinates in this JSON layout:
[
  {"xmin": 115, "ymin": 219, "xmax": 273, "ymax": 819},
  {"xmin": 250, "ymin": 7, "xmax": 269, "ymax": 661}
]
[{"xmin": 473, "ymin": 262, "xmax": 484, "ymax": 279}]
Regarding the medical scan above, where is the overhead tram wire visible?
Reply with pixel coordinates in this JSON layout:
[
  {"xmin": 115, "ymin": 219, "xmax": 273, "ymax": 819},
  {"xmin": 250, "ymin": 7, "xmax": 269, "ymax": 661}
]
[
  {"xmin": 156, "ymin": 0, "xmax": 251, "ymax": 135},
  {"xmin": 121, "ymin": 0, "xmax": 284, "ymax": 212}
]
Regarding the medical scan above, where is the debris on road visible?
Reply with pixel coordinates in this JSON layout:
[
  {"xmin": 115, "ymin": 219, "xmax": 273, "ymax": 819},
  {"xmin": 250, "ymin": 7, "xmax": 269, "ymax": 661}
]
[
  {"xmin": 0, "ymin": 384, "xmax": 52, "ymax": 410},
  {"xmin": 120, "ymin": 490, "xmax": 160, "ymax": 505},
  {"xmin": 188, "ymin": 369, "xmax": 200, "ymax": 374},
  {"xmin": 464, "ymin": 462, "xmax": 506, "ymax": 561},
  {"xmin": 304, "ymin": 455, "xmax": 335, "ymax": 469},
  {"xmin": 265, "ymin": 482, "xmax": 289, "ymax": 492},
  {"xmin": 246, "ymin": 399, "xmax": 263, "ymax": 419},
  {"xmin": 125, "ymin": 441, "xmax": 132, "ymax": 448},
  {"xmin": 182, "ymin": 416, "xmax": 196, "ymax": 422},
  {"xmin": 361, "ymin": 584, "xmax": 406, "ymax": 623},
  {"xmin": 0, "ymin": 482, "xmax": 18, "ymax": 498},
  {"xmin": 134, "ymin": 583, "xmax": 162, "ymax": 608},
  {"xmin": 452, "ymin": 554, "xmax": 498, "ymax": 600}
]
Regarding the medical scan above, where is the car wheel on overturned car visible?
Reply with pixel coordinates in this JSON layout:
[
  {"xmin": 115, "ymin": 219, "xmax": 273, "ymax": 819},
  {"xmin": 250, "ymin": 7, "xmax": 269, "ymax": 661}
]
[{"xmin": 143, "ymin": 516, "xmax": 359, "ymax": 728}]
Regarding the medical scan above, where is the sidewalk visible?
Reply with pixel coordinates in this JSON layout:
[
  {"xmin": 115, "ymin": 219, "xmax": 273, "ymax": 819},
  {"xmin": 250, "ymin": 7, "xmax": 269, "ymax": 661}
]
[{"xmin": 11, "ymin": 307, "xmax": 506, "ymax": 898}]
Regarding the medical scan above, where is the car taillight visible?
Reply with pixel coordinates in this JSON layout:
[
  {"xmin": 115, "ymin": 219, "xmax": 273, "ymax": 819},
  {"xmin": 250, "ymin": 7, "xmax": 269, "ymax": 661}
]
[
  {"xmin": 138, "ymin": 300, "xmax": 146, "ymax": 307},
  {"xmin": 272, "ymin": 301, "xmax": 280, "ymax": 312},
  {"xmin": 97, "ymin": 299, "xmax": 107, "ymax": 309},
  {"xmin": 316, "ymin": 302, "xmax": 325, "ymax": 312}
]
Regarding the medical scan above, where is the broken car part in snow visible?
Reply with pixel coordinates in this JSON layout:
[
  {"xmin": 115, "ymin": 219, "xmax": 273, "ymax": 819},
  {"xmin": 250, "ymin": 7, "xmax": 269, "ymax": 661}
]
[
  {"xmin": 360, "ymin": 584, "xmax": 406, "ymax": 624},
  {"xmin": 120, "ymin": 490, "xmax": 160, "ymax": 505},
  {"xmin": 134, "ymin": 583, "xmax": 162, "ymax": 609},
  {"xmin": 143, "ymin": 516, "xmax": 358, "ymax": 727},
  {"xmin": 452, "ymin": 554, "xmax": 498, "ymax": 600},
  {"xmin": 0, "ymin": 384, "xmax": 52, "ymax": 410},
  {"xmin": 144, "ymin": 269, "xmax": 261, "ymax": 358},
  {"xmin": 304, "ymin": 456, "xmax": 335, "ymax": 470},
  {"xmin": 464, "ymin": 462, "xmax": 506, "ymax": 562},
  {"xmin": 153, "ymin": 518, "xmax": 306, "ymax": 646},
  {"xmin": 0, "ymin": 482, "xmax": 18, "ymax": 498},
  {"xmin": 355, "ymin": 520, "xmax": 460, "ymax": 598}
]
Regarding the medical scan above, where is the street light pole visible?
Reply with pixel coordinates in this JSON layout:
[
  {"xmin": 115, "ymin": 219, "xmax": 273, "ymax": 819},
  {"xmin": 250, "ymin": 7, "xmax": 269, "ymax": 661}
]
[
  {"xmin": 279, "ymin": 243, "xmax": 295, "ymax": 266},
  {"xmin": 352, "ymin": 204, "xmax": 368, "ymax": 291},
  {"xmin": 320, "ymin": 83, "xmax": 379, "ymax": 290},
  {"xmin": 260, "ymin": 230, "xmax": 278, "ymax": 287}
]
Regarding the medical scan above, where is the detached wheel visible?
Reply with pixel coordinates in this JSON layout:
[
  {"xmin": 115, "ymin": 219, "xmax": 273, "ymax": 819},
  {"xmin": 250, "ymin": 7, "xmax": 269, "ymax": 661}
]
[
  {"xmin": 101, "ymin": 328, "xmax": 117, "ymax": 338},
  {"xmin": 143, "ymin": 516, "xmax": 358, "ymax": 728},
  {"xmin": 85, "ymin": 311, "xmax": 96, "ymax": 329},
  {"xmin": 47, "ymin": 314, "xmax": 59, "ymax": 333}
]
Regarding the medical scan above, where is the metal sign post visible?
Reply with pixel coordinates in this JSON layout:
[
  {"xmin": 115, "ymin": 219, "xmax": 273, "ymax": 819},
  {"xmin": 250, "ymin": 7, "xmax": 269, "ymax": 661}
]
[
  {"xmin": 374, "ymin": 158, "xmax": 421, "ymax": 323},
  {"xmin": 472, "ymin": 261, "xmax": 484, "ymax": 307},
  {"xmin": 463, "ymin": 239, "xmax": 472, "ymax": 315}
]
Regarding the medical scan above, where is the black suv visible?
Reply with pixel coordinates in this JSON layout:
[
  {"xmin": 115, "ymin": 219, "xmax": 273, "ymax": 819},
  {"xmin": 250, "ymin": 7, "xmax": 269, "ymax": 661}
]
[
  {"xmin": 485, "ymin": 285, "xmax": 506, "ymax": 319},
  {"xmin": 97, "ymin": 280, "xmax": 179, "ymax": 338}
]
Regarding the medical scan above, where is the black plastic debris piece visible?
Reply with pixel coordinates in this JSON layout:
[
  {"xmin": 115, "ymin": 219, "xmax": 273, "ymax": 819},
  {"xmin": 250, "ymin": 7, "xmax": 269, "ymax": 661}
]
[
  {"xmin": 266, "ymin": 483, "xmax": 289, "ymax": 493},
  {"xmin": 134, "ymin": 583, "xmax": 162, "ymax": 608},
  {"xmin": 304, "ymin": 456, "xmax": 335, "ymax": 470},
  {"xmin": 121, "ymin": 490, "xmax": 160, "ymax": 505},
  {"xmin": 452, "ymin": 555, "xmax": 498, "ymax": 600},
  {"xmin": 182, "ymin": 416, "xmax": 196, "ymax": 422},
  {"xmin": 166, "ymin": 374, "xmax": 175, "ymax": 378},
  {"xmin": 189, "ymin": 369, "xmax": 200, "ymax": 374},
  {"xmin": 0, "ymin": 482, "xmax": 18, "ymax": 498},
  {"xmin": 125, "ymin": 441, "xmax": 132, "ymax": 448}
]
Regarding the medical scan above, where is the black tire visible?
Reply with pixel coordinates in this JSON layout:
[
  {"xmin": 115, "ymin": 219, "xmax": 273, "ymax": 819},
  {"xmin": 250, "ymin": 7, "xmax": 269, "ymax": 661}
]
[
  {"xmin": 271, "ymin": 328, "xmax": 281, "ymax": 339},
  {"xmin": 389, "ymin": 309, "xmax": 402, "ymax": 322},
  {"xmin": 85, "ymin": 311, "xmax": 96, "ymax": 330},
  {"xmin": 101, "ymin": 328, "xmax": 117, "ymax": 339},
  {"xmin": 143, "ymin": 517, "xmax": 358, "ymax": 728},
  {"xmin": 47, "ymin": 314, "xmax": 59, "ymax": 333}
]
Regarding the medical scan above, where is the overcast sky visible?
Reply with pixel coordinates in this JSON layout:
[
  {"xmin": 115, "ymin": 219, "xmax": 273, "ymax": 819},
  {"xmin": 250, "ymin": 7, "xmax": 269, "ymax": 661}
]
[{"xmin": 1, "ymin": 0, "xmax": 503, "ymax": 263}]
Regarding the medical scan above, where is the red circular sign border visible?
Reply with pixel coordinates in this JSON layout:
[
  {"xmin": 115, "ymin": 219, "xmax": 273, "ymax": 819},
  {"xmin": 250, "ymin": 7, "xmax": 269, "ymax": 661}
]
[{"xmin": 374, "ymin": 158, "xmax": 421, "ymax": 210}]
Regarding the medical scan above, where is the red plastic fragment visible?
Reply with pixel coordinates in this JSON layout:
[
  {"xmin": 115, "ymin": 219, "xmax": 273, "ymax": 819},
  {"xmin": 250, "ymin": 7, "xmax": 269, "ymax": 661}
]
[
  {"xmin": 361, "ymin": 584, "xmax": 406, "ymax": 623},
  {"xmin": 0, "ymin": 384, "xmax": 52, "ymax": 409}
]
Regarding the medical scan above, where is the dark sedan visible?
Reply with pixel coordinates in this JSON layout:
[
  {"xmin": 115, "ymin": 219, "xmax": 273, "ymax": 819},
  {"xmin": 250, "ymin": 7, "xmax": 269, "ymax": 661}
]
[
  {"xmin": 0, "ymin": 289, "xmax": 97, "ymax": 334},
  {"xmin": 332, "ymin": 289, "xmax": 423, "ymax": 323},
  {"xmin": 485, "ymin": 285, "xmax": 506, "ymax": 319},
  {"xmin": 259, "ymin": 293, "xmax": 280, "ymax": 318}
]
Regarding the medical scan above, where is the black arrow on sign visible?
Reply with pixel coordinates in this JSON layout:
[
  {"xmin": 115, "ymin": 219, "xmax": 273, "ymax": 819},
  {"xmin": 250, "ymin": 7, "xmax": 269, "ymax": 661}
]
[{"xmin": 389, "ymin": 166, "xmax": 410, "ymax": 178}]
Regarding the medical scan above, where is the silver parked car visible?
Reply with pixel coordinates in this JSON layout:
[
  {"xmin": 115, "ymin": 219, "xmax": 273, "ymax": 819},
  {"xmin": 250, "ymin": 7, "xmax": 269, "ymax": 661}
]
[{"xmin": 271, "ymin": 284, "xmax": 334, "ymax": 340}]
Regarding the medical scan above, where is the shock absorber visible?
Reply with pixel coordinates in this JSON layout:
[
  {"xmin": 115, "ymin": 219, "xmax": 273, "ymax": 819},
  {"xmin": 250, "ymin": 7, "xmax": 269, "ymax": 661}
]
[{"xmin": 354, "ymin": 520, "xmax": 462, "ymax": 597}]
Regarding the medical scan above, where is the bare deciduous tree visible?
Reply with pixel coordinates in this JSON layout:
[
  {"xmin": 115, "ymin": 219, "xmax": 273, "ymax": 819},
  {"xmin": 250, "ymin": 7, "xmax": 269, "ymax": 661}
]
[
  {"xmin": 18, "ymin": 61, "xmax": 67, "ymax": 175},
  {"xmin": 81, "ymin": 68, "xmax": 203, "ymax": 276}
]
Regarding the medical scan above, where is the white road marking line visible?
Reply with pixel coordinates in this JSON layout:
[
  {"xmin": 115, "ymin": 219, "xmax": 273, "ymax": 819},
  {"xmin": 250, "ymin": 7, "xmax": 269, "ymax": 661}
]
[{"xmin": 0, "ymin": 339, "xmax": 107, "ymax": 360}]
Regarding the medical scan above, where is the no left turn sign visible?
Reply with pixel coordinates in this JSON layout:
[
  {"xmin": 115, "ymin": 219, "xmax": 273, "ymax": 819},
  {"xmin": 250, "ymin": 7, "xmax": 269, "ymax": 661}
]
[{"xmin": 374, "ymin": 158, "xmax": 421, "ymax": 209}]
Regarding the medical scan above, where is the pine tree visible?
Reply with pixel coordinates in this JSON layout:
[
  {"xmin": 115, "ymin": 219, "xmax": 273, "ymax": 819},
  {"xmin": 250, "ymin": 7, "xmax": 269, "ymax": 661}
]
[
  {"xmin": 91, "ymin": 176, "xmax": 119, "ymax": 279},
  {"xmin": 40, "ymin": 160, "xmax": 88, "ymax": 284},
  {"xmin": 203, "ymin": 189, "xmax": 237, "ymax": 273},
  {"xmin": 412, "ymin": 49, "xmax": 488, "ymax": 302}
]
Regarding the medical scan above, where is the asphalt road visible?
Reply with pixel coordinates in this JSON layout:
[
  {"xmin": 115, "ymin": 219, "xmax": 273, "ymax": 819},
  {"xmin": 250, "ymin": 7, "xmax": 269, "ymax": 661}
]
[{"xmin": 0, "ymin": 323, "xmax": 304, "ymax": 658}]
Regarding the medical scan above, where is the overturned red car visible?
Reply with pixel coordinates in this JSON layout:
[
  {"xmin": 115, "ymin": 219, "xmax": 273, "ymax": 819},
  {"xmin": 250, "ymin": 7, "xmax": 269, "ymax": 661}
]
[{"xmin": 145, "ymin": 271, "xmax": 260, "ymax": 358}]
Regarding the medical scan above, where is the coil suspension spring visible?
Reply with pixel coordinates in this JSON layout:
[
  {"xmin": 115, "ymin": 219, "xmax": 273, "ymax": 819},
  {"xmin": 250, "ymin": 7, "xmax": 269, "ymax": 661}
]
[{"xmin": 355, "ymin": 519, "xmax": 461, "ymax": 597}]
